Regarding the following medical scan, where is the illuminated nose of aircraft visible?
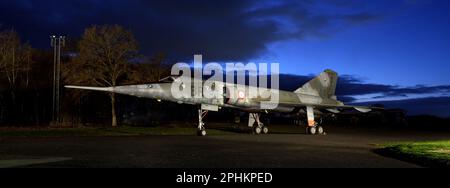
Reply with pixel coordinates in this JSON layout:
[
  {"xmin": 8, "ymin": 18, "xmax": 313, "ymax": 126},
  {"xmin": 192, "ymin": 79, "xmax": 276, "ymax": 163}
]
[
  {"xmin": 113, "ymin": 84, "xmax": 164, "ymax": 99},
  {"xmin": 138, "ymin": 84, "xmax": 166, "ymax": 99}
]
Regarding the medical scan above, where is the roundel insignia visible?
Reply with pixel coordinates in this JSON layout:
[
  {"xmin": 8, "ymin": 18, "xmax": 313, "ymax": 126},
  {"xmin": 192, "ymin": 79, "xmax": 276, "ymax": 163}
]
[{"xmin": 238, "ymin": 91, "xmax": 245, "ymax": 99}]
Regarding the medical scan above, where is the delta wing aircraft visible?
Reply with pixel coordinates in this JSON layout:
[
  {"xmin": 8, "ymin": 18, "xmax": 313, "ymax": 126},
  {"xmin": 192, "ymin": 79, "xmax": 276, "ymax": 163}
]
[{"xmin": 66, "ymin": 69, "xmax": 376, "ymax": 136}]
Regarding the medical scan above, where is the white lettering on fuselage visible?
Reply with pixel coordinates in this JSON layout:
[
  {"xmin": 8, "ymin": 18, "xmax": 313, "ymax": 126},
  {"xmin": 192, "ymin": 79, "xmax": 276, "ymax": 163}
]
[{"xmin": 170, "ymin": 55, "xmax": 280, "ymax": 109}]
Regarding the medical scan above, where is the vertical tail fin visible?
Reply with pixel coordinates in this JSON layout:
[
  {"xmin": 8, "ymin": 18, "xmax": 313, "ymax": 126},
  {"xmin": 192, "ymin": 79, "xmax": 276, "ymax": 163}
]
[{"xmin": 294, "ymin": 69, "xmax": 338, "ymax": 99}]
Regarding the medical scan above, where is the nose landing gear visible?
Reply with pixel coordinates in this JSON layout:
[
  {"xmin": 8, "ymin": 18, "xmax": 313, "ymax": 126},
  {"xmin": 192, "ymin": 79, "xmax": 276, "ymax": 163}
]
[{"xmin": 197, "ymin": 109, "xmax": 209, "ymax": 136}]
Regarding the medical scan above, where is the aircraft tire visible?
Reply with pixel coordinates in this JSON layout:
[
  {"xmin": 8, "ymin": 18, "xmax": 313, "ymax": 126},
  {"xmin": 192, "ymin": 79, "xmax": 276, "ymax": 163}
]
[
  {"xmin": 254, "ymin": 127, "xmax": 262, "ymax": 135},
  {"xmin": 197, "ymin": 129, "xmax": 207, "ymax": 136},
  {"xmin": 262, "ymin": 126, "xmax": 269, "ymax": 134},
  {"xmin": 317, "ymin": 126, "xmax": 324, "ymax": 135},
  {"xmin": 308, "ymin": 126, "xmax": 317, "ymax": 135}
]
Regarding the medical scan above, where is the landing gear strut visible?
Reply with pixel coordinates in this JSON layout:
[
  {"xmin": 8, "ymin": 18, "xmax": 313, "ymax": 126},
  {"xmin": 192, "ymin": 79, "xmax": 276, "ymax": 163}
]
[
  {"xmin": 197, "ymin": 109, "xmax": 208, "ymax": 136},
  {"xmin": 249, "ymin": 113, "xmax": 269, "ymax": 135}
]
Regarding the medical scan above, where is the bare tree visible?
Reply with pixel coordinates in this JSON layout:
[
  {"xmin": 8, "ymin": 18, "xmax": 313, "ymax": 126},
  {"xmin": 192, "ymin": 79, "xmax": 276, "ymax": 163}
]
[
  {"xmin": 0, "ymin": 30, "xmax": 37, "ymax": 125},
  {"xmin": 0, "ymin": 30, "xmax": 30, "ymax": 105},
  {"xmin": 0, "ymin": 30, "xmax": 20, "ymax": 90},
  {"xmin": 152, "ymin": 52, "xmax": 166, "ymax": 81},
  {"xmin": 126, "ymin": 53, "xmax": 169, "ymax": 85},
  {"xmin": 73, "ymin": 25, "xmax": 138, "ymax": 127},
  {"xmin": 19, "ymin": 43, "xmax": 33, "ymax": 89}
]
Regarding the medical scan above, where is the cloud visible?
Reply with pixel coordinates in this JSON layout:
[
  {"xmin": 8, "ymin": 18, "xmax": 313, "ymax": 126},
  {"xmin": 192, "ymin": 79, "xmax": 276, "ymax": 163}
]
[
  {"xmin": 274, "ymin": 73, "xmax": 450, "ymax": 116},
  {"xmin": 355, "ymin": 97, "xmax": 450, "ymax": 117},
  {"xmin": 336, "ymin": 77, "xmax": 450, "ymax": 97},
  {"xmin": 337, "ymin": 96, "xmax": 357, "ymax": 103},
  {"xmin": 341, "ymin": 13, "xmax": 380, "ymax": 25},
  {"xmin": 0, "ymin": 0, "xmax": 381, "ymax": 61},
  {"xmin": 275, "ymin": 73, "xmax": 450, "ymax": 101}
]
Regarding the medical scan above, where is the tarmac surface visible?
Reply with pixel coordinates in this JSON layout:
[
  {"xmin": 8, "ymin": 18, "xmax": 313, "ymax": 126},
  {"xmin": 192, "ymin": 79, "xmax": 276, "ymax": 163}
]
[{"xmin": 0, "ymin": 125, "xmax": 449, "ymax": 168}]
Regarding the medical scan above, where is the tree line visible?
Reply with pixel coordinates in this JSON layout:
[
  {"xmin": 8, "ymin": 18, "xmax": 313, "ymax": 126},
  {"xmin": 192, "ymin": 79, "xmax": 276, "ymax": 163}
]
[{"xmin": 0, "ymin": 25, "xmax": 172, "ymax": 127}]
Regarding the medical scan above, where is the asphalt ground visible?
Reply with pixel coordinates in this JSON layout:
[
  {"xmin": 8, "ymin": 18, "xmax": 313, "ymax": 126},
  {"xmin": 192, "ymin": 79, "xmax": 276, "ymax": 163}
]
[{"xmin": 0, "ymin": 125, "xmax": 449, "ymax": 168}]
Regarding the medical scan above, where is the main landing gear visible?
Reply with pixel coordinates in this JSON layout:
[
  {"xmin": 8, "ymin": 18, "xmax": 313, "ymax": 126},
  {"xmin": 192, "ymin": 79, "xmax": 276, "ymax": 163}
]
[
  {"xmin": 306, "ymin": 124, "xmax": 325, "ymax": 135},
  {"xmin": 305, "ymin": 106, "xmax": 326, "ymax": 135},
  {"xmin": 197, "ymin": 109, "xmax": 208, "ymax": 136},
  {"xmin": 249, "ymin": 113, "xmax": 269, "ymax": 135}
]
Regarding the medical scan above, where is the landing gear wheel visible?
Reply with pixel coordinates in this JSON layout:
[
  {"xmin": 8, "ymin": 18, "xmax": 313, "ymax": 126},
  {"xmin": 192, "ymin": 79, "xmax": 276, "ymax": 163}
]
[
  {"xmin": 254, "ymin": 126, "xmax": 262, "ymax": 135},
  {"xmin": 262, "ymin": 126, "xmax": 269, "ymax": 134},
  {"xmin": 307, "ymin": 126, "xmax": 317, "ymax": 135},
  {"xmin": 316, "ymin": 126, "xmax": 324, "ymax": 135},
  {"xmin": 197, "ymin": 129, "xmax": 207, "ymax": 136}
]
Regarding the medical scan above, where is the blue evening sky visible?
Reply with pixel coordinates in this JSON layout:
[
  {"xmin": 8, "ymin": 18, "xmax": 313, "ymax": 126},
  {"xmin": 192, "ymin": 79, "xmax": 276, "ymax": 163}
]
[{"xmin": 258, "ymin": 0, "xmax": 450, "ymax": 86}]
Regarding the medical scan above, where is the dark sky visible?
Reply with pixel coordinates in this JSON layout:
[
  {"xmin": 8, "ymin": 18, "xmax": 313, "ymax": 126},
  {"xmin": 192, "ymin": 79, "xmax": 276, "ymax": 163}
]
[{"xmin": 1, "ymin": 0, "xmax": 449, "ymax": 116}]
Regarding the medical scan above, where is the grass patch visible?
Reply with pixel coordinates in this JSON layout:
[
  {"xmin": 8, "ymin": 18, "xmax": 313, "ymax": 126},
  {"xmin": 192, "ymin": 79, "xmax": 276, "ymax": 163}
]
[
  {"xmin": 0, "ymin": 126, "xmax": 236, "ymax": 138},
  {"xmin": 377, "ymin": 140, "xmax": 450, "ymax": 168}
]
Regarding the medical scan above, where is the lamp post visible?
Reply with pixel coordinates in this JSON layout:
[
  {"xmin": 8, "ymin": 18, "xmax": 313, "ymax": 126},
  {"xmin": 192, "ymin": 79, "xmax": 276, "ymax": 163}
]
[{"xmin": 50, "ymin": 35, "xmax": 65, "ymax": 125}]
